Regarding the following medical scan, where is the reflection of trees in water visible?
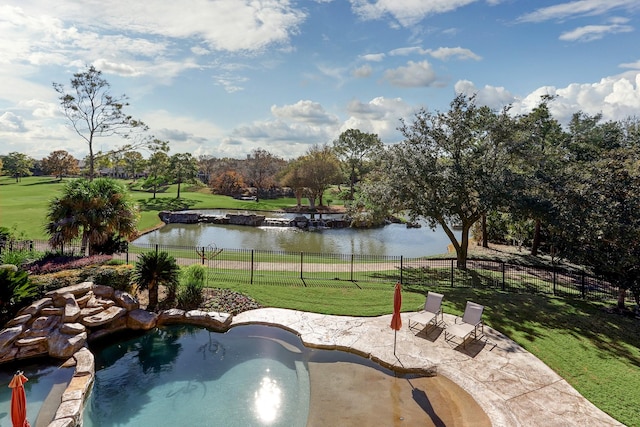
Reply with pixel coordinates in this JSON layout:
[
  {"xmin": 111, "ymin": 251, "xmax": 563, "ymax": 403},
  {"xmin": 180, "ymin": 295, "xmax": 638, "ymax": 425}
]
[
  {"xmin": 86, "ymin": 327, "xmax": 185, "ymax": 425},
  {"xmin": 136, "ymin": 215, "xmax": 453, "ymax": 257},
  {"xmin": 136, "ymin": 327, "xmax": 183, "ymax": 374},
  {"xmin": 86, "ymin": 325, "xmax": 313, "ymax": 426}
]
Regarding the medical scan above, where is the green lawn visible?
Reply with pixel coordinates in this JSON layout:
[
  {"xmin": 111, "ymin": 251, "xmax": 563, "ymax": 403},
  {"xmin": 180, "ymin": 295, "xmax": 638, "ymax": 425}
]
[
  {"xmin": 2, "ymin": 176, "xmax": 639, "ymax": 426},
  {"xmin": 0, "ymin": 176, "xmax": 317, "ymax": 239}
]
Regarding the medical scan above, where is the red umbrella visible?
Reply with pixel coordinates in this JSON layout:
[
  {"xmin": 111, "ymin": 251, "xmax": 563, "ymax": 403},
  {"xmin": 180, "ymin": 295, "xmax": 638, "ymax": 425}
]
[
  {"xmin": 390, "ymin": 282, "xmax": 402, "ymax": 354},
  {"xmin": 9, "ymin": 371, "xmax": 30, "ymax": 427}
]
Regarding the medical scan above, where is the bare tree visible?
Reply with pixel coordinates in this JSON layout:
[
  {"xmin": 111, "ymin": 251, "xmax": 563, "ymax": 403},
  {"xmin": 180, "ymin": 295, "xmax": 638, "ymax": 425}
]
[{"xmin": 53, "ymin": 65, "xmax": 148, "ymax": 179}]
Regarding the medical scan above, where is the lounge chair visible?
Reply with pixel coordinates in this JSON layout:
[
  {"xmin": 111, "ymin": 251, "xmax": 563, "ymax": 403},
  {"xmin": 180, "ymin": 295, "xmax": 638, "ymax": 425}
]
[
  {"xmin": 408, "ymin": 291, "xmax": 444, "ymax": 332},
  {"xmin": 444, "ymin": 301, "xmax": 484, "ymax": 348}
]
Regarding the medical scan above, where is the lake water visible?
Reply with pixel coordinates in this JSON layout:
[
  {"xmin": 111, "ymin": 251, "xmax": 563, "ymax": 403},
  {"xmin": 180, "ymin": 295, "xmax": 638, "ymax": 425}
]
[{"xmin": 133, "ymin": 210, "xmax": 457, "ymax": 258}]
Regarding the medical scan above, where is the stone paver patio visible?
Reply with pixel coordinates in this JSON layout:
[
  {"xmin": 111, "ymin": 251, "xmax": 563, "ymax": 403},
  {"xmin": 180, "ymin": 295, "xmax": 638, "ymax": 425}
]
[{"xmin": 233, "ymin": 308, "xmax": 624, "ymax": 427}]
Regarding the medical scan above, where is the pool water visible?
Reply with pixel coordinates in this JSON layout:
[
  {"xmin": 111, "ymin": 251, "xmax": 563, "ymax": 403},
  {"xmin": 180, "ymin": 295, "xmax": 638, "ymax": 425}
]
[
  {"xmin": 83, "ymin": 325, "xmax": 311, "ymax": 427},
  {"xmin": 0, "ymin": 363, "xmax": 74, "ymax": 426}
]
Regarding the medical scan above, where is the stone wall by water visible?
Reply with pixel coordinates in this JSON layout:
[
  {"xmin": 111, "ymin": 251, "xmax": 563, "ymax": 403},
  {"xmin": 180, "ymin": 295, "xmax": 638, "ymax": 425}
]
[{"xmin": 0, "ymin": 282, "xmax": 233, "ymax": 427}]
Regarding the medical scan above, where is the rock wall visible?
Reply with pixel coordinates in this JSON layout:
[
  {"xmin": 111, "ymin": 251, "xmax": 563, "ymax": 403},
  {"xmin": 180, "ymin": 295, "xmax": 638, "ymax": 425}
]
[{"xmin": 0, "ymin": 282, "xmax": 233, "ymax": 427}]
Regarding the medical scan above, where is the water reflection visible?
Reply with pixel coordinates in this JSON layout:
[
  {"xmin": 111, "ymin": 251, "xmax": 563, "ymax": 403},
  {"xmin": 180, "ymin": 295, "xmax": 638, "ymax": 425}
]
[
  {"xmin": 134, "ymin": 211, "xmax": 455, "ymax": 257},
  {"xmin": 254, "ymin": 373, "xmax": 282, "ymax": 424}
]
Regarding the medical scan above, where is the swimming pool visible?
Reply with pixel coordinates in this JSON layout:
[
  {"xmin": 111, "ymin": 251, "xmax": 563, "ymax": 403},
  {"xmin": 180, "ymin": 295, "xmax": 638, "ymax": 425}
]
[{"xmin": 83, "ymin": 325, "xmax": 311, "ymax": 427}]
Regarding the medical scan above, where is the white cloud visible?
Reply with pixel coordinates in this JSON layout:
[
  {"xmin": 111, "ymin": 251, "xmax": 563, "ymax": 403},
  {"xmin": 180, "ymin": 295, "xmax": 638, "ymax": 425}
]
[
  {"xmin": 559, "ymin": 21, "xmax": 633, "ymax": 42},
  {"xmin": 454, "ymin": 80, "xmax": 516, "ymax": 109},
  {"xmin": 0, "ymin": 112, "xmax": 27, "ymax": 132},
  {"xmin": 389, "ymin": 47, "xmax": 429, "ymax": 56},
  {"xmin": 620, "ymin": 60, "xmax": 640, "ymax": 69},
  {"xmin": 428, "ymin": 47, "xmax": 481, "ymax": 61},
  {"xmin": 214, "ymin": 100, "xmax": 343, "ymax": 158},
  {"xmin": 455, "ymin": 72, "xmax": 640, "ymax": 126},
  {"xmin": 350, "ymin": 0, "xmax": 478, "ymax": 27},
  {"xmin": 517, "ymin": 0, "xmax": 638, "ymax": 23},
  {"xmin": 383, "ymin": 60, "xmax": 439, "ymax": 87},
  {"xmin": 5, "ymin": 1, "xmax": 306, "ymax": 53},
  {"xmin": 511, "ymin": 71, "xmax": 640, "ymax": 124},
  {"xmin": 361, "ymin": 53, "xmax": 385, "ymax": 62},
  {"xmin": 344, "ymin": 96, "xmax": 414, "ymax": 141},
  {"xmin": 271, "ymin": 100, "xmax": 339, "ymax": 125},
  {"xmin": 353, "ymin": 64, "xmax": 373, "ymax": 78}
]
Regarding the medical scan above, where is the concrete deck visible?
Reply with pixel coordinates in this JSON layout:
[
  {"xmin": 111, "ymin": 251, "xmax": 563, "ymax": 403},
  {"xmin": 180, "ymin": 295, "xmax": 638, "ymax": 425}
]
[{"xmin": 232, "ymin": 308, "xmax": 624, "ymax": 427}]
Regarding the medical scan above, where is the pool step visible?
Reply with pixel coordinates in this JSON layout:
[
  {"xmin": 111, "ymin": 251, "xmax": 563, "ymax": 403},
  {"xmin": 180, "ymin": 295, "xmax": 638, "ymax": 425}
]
[{"xmin": 34, "ymin": 382, "xmax": 68, "ymax": 427}]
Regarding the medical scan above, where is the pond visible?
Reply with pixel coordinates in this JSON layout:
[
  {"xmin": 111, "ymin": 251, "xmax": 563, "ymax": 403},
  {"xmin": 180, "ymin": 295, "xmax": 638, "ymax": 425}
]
[{"xmin": 134, "ymin": 210, "xmax": 457, "ymax": 258}]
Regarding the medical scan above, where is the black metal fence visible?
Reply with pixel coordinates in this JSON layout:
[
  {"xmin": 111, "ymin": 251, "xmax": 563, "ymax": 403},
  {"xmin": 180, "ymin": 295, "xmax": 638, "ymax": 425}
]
[{"xmin": 7, "ymin": 239, "xmax": 627, "ymax": 302}]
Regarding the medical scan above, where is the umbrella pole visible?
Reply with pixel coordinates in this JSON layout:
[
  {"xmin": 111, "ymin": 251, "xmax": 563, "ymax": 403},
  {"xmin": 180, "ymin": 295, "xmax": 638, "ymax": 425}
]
[{"xmin": 394, "ymin": 330, "xmax": 397, "ymax": 355}]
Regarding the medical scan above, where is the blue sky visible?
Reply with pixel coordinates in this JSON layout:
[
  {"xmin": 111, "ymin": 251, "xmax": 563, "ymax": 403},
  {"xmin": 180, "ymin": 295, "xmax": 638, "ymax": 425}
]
[{"xmin": 1, "ymin": 0, "xmax": 639, "ymax": 161}]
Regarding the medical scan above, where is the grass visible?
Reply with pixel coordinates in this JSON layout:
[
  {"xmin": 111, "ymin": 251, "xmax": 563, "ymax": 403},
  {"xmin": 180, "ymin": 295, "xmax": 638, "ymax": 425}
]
[{"xmin": 2, "ymin": 176, "xmax": 639, "ymax": 425}]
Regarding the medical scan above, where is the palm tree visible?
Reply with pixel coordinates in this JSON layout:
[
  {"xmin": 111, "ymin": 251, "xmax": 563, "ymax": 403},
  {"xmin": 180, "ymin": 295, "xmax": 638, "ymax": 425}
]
[
  {"xmin": 45, "ymin": 178, "xmax": 138, "ymax": 255},
  {"xmin": 132, "ymin": 251, "xmax": 180, "ymax": 311}
]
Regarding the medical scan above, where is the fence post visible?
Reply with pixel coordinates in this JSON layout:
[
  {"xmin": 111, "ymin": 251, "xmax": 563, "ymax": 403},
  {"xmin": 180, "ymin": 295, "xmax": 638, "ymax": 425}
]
[
  {"xmin": 155, "ymin": 244, "xmax": 158, "ymax": 256},
  {"xmin": 29, "ymin": 240, "xmax": 33, "ymax": 251},
  {"xmin": 350, "ymin": 254, "xmax": 354, "ymax": 282},
  {"xmin": 502, "ymin": 262, "xmax": 506, "ymax": 291},
  {"xmin": 300, "ymin": 252, "xmax": 304, "ymax": 280},
  {"xmin": 201, "ymin": 247, "xmax": 205, "ymax": 265},
  {"xmin": 250, "ymin": 250, "xmax": 254, "ymax": 285},
  {"xmin": 126, "ymin": 245, "xmax": 129, "ymax": 264},
  {"xmin": 451, "ymin": 259, "xmax": 455, "ymax": 287},
  {"xmin": 400, "ymin": 256, "xmax": 403, "ymax": 284}
]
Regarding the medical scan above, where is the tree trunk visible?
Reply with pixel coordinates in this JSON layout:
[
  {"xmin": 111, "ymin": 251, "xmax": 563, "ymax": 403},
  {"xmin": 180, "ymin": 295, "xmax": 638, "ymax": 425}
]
[
  {"xmin": 617, "ymin": 287, "xmax": 626, "ymax": 310},
  {"xmin": 531, "ymin": 218, "xmax": 541, "ymax": 256},
  {"xmin": 457, "ymin": 225, "xmax": 470, "ymax": 270},
  {"xmin": 148, "ymin": 284, "xmax": 158, "ymax": 311},
  {"xmin": 482, "ymin": 214, "xmax": 488, "ymax": 248},
  {"xmin": 80, "ymin": 232, "xmax": 89, "ymax": 257},
  {"xmin": 176, "ymin": 181, "xmax": 181, "ymax": 199}
]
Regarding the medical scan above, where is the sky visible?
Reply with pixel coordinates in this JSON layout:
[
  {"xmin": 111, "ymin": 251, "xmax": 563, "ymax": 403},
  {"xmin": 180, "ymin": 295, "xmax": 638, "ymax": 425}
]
[{"xmin": 1, "ymin": 0, "xmax": 639, "ymax": 161}]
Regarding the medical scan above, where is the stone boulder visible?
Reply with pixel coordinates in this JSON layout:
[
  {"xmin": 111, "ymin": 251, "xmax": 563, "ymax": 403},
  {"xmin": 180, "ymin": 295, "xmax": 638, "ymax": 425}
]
[
  {"xmin": 0, "ymin": 325, "xmax": 25, "ymax": 350},
  {"xmin": 62, "ymin": 294, "xmax": 81, "ymax": 323},
  {"xmin": 92, "ymin": 284, "xmax": 114, "ymax": 299},
  {"xmin": 81, "ymin": 306, "xmax": 127, "ymax": 328},
  {"xmin": 157, "ymin": 308, "xmax": 186, "ymax": 325},
  {"xmin": 46, "ymin": 282, "xmax": 93, "ymax": 299},
  {"xmin": 127, "ymin": 309, "xmax": 158, "ymax": 330},
  {"xmin": 114, "ymin": 290, "xmax": 139, "ymax": 311},
  {"xmin": 48, "ymin": 330, "xmax": 87, "ymax": 359},
  {"xmin": 73, "ymin": 347, "xmax": 95, "ymax": 377},
  {"xmin": 184, "ymin": 310, "xmax": 233, "ymax": 331},
  {"xmin": 18, "ymin": 297, "xmax": 52, "ymax": 315}
]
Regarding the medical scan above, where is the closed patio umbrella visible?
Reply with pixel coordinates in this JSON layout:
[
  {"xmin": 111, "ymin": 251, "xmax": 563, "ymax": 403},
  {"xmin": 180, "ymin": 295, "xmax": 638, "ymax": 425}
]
[
  {"xmin": 9, "ymin": 371, "xmax": 30, "ymax": 427},
  {"xmin": 390, "ymin": 282, "xmax": 402, "ymax": 355}
]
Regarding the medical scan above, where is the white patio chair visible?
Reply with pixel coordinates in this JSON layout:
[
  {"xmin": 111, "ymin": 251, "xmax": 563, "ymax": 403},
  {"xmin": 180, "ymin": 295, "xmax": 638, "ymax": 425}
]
[
  {"xmin": 408, "ymin": 291, "xmax": 444, "ymax": 332},
  {"xmin": 444, "ymin": 301, "xmax": 484, "ymax": 348}
]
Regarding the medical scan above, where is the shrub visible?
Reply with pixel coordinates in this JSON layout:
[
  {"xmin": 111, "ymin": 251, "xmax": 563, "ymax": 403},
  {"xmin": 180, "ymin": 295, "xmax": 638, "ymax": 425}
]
[
  {"xmin": 30, "ymin": 269, "xmax": 84, "ymax": 293},
  {"xmin": 0, "ymin": 249, "xmax": 42, "ymax": 268},
  {"xmin": 91, "ymin": 265, "xmax": 134, "ymax": 292},
  {"xmin": 0, "ymin": 266, "xmax": 40, "ymax": 324},
  {"xmin": 26, "ymin": 254, "xmax": 112, "ymax": 274},
  {"xmin": 132, "ymin": 251, "xmax": 179, "ymax": 311},
  {"xmin": 177, "ymin": 265, "xmax": 205, "ymax": 310}
]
